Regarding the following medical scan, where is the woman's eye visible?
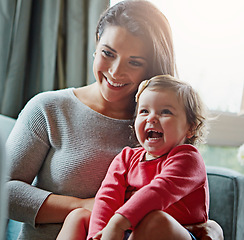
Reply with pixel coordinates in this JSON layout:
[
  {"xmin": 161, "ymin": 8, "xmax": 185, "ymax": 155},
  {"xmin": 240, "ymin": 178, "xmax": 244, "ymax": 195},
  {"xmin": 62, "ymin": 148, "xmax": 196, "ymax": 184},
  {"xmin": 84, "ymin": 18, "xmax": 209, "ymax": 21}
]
[
  {"xmin": 129, "ymin": 60, "xmax": 143, "ymax": 67},
  {"xmin": 102, "ymin": 50, "xmax": 114, "ymax": 58},
  {"xmin": 162, "ymin": 109, "xmax": 172, "ymax": 115}
]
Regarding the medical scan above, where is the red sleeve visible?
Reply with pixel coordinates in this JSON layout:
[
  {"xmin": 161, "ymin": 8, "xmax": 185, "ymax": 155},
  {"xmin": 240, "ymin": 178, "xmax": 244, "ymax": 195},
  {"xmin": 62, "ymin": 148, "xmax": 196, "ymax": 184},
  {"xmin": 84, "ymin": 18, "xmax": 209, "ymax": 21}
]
[
  {"xmin": 87, "ymin": 147, "xmax": 135, "ymax": 239},
  {"xmin": 116, "ymin": 145, "xmax": 207, "ymax": 227}
]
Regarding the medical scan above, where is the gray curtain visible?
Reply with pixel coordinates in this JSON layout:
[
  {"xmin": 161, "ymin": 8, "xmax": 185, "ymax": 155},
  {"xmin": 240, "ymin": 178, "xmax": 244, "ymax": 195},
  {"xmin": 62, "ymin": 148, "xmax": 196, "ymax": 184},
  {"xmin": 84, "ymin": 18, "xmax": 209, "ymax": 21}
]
[
  {"xmin": 0, "ymin": 136, "xmax": 7, "ymax": 240},
  {"xmin": 0, "ymin": 0, "xmax": 109, "ymax": 118}
]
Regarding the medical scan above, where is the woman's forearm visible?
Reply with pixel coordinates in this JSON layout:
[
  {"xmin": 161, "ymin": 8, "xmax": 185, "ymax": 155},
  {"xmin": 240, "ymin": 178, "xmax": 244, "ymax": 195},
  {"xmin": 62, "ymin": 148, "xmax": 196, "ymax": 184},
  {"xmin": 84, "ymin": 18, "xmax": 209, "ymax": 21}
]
[{"xmin": 35, "ymin": 194, "xmax": 95, "ymax": 224}]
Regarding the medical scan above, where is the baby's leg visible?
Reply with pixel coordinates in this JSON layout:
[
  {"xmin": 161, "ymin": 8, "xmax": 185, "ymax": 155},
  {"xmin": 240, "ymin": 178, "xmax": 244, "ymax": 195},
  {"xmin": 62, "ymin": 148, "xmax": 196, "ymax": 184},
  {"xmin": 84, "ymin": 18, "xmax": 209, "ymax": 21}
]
[
  {"xmin": 129, "ymin": 210, "xmax": 192, "ymax": 240},
  {"xmin": 56, "ymin": 208, "xmax": 91, "ymax": 240}
]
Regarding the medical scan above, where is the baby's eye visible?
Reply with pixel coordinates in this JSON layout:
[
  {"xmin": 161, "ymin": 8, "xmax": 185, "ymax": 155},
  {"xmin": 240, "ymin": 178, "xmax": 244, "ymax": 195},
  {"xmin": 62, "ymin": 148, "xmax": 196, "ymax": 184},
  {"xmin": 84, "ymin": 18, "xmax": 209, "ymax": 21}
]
[
  {"xmin": 161, "ymin": 109, "xmax": 172, "ymax": 115},
  {"xmin": 102, "ymin": 50, "xmax": 114, "ymax": 58},
  {"xmin": 139, "ymin": 109, "xmax": 149, "ymax": 114}
]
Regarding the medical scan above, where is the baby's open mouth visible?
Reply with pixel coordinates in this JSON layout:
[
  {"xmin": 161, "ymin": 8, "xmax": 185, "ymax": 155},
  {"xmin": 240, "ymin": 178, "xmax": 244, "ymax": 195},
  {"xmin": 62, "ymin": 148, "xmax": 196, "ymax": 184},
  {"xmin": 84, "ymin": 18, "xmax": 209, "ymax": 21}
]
[{"xmin": 146, "ymin": 130, "xmax": 163, "ymax": 140}]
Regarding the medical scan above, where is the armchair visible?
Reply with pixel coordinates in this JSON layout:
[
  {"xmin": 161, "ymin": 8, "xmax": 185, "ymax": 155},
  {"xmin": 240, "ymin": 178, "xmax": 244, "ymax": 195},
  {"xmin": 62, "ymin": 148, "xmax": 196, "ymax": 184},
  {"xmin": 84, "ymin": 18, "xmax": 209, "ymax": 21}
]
[{"xmin": 207, "ymin": 166, "xmax": 244, "ymax": 240}]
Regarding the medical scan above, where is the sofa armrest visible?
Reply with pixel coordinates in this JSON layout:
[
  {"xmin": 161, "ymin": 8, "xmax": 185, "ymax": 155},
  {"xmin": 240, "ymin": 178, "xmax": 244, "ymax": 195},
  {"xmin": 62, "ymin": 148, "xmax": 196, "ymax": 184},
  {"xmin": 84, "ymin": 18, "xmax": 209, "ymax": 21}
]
[
  {"xmin": 0, "ymin": 114, "xmax": 16, "ymax": 143},
  {"xmin": 0, "ymin": 114, "xmax": 18, "ymax": 240},
  {"xmin": 207, "ymin": 166, "xmax": 244, "ymax": 240}
]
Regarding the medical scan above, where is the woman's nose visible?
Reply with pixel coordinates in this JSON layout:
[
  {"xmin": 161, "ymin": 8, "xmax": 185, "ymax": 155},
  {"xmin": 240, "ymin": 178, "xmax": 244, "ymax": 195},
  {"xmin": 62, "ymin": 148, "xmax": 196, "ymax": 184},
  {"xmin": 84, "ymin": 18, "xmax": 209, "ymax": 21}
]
[{"xmin": 108, "ymin": 60, "xmax": 126, "ymax": 79}]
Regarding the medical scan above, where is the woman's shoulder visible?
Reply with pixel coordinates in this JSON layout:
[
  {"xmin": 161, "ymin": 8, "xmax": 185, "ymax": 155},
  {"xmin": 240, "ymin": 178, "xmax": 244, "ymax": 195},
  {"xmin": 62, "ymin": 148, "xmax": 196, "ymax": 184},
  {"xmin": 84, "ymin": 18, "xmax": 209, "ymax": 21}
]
[
  {"xmin": 30, "ymin": 88, "xmax": 74, "ymax": 104},
  {"xmin": 26, "ymin": 88, "xmax": 75, "ymax": 108},
  {"xmin": 17, "ymin": 88, "xmax": 75, "ymax": 120}
]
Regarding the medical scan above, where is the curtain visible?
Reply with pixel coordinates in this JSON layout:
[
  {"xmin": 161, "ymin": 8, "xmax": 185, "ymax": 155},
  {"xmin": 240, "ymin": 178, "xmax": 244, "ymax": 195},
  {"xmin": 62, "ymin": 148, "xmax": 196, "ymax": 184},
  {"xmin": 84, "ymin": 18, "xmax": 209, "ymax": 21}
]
[
  {"xmin": 0, "ymin": 136, "xmax": 7, "ymax": 240},
  {"xmin": 0, "ymin": 0, "xmax": 109, "ymax": 118}
]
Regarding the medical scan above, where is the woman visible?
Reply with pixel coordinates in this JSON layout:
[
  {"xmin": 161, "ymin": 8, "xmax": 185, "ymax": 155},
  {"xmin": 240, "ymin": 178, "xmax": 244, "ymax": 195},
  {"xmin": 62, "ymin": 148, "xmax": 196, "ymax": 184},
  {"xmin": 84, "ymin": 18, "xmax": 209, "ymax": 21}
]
[{"xmin": 6, "ymin": 1, "xmax": 223, "ymax": 239}]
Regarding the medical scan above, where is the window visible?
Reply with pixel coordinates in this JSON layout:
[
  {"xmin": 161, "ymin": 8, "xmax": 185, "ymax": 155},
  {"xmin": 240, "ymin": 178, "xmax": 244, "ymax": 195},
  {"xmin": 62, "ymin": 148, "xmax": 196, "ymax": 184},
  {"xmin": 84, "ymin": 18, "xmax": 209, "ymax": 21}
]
[
  {"xmin": 110, "ymin": 0, "xmax": 244, "ymax": 174},
  {"xmin": 111, "ymin": 0, "xmax": 244, "ymax": 113}
]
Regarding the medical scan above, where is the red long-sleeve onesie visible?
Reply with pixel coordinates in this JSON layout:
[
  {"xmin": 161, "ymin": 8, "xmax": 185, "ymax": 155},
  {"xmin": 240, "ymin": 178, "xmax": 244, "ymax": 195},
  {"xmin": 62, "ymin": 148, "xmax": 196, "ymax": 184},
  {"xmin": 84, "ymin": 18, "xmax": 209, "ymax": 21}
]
[{"xmin": 87, "ymin": 144, "xmax": 209, "ymax": 239}]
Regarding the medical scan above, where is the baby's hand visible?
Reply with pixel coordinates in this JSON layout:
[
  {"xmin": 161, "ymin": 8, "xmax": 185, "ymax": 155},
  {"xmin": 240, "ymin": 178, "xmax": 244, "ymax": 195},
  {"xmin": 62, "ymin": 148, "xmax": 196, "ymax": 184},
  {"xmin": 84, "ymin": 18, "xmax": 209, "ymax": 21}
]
[
  {"xmin": 92, "ymin": 225, "xmax": 124, "ymax": 240},
  {"xmin": 95, "ymin": 214, "xmax": 131, "ymax": 240},
  {"xmin": 124, "ymin": 189, "xmax": 137, "ymax": 201},
  {"xmin": 93, "ymin": 230, "xmax": 102, "ymax": 239},
  {"xmin": 100, "ymin": 225, "xmax": 124, "ymax": 240}
]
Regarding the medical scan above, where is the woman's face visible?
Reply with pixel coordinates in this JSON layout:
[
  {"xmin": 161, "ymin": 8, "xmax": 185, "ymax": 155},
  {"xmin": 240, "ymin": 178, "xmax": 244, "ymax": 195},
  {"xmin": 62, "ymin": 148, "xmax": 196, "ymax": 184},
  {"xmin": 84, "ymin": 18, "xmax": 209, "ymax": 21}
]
[{"xmin": 93, "ymin": 26, "xmax": 150, "ymax": 105}]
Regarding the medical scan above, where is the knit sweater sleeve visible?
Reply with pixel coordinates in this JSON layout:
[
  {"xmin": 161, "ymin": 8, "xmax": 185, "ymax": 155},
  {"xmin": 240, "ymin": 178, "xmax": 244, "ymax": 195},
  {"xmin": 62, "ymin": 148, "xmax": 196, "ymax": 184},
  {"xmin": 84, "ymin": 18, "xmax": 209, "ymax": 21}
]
[
  {"xmin": 116, "ymin": 145, "xmax": 208, "ymax": 227},
  {"xmin": 87, "ymin": 147, "xmax": 131, "ymax": 239},
  {"xmin": 6, "ymin": 93, "xmax": 53, "ymax": 227}
]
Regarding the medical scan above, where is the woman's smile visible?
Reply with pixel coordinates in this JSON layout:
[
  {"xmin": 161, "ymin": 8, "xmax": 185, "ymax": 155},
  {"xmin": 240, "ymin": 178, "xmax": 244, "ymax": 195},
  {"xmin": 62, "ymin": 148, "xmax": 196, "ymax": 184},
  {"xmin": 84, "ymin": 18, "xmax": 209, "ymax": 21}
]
[{"xmin": 105, "ymin": 76, "xmax": 128, "ymax": 88}]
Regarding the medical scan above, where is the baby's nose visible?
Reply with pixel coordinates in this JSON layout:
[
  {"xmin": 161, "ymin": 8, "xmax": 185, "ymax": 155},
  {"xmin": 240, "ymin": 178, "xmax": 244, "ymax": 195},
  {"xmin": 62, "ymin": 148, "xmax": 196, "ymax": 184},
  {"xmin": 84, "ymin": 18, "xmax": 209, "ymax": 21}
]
[{"xmin": 146, "ymin": 114, "xmax": 158, "ymax": 123}]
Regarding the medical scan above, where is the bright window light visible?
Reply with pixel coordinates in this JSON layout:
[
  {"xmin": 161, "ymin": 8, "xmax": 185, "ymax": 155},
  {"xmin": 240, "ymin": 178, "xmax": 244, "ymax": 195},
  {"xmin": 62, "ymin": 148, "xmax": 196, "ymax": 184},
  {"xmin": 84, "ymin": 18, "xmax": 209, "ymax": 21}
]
[{"xmin": 110, "ymin": 0, "xmax": 244, "ymax": 113}]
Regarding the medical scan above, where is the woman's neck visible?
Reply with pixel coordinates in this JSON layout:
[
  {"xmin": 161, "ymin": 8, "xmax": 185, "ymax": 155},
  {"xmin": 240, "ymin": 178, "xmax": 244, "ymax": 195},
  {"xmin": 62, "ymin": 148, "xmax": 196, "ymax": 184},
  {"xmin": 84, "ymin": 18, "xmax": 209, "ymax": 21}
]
[{"xmin": 74, "ymin": 83, "xmax": 135, "ymax": 120}]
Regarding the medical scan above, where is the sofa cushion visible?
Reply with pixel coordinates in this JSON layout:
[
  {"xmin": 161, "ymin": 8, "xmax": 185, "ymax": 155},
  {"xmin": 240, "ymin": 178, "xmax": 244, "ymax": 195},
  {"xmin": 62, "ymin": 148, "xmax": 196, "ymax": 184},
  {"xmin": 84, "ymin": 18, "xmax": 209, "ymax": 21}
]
[
  {"xmin": 207, "ymin": 166, "xmax": 244, "ymax": 240},
  {"xmin": 0, "ymin": 114, "xmax": 17, "ymax": 240}
]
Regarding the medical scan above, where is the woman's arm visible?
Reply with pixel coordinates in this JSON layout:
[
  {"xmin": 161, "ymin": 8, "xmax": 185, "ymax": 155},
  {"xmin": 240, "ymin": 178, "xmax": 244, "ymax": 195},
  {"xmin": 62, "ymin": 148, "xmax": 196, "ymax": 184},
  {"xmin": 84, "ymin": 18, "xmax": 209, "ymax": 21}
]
[
  {"xmin": 7, "ymin": 123, "xmax": 95, "ymax": 226},
  {"xmin": 6, "ymin": 93, "xmax": 80, "ymax": 226},
  {"xmin": 35, "ymin": 194, "xmax": 95, "ymax": 223}
]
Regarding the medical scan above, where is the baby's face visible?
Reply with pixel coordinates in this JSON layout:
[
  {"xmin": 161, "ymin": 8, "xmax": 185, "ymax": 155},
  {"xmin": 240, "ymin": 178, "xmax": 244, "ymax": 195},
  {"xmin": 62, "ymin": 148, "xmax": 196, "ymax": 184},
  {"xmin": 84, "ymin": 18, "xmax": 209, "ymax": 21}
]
[{"xmin": 134, "ymin": 89, "xmax": 191, "ymax": 158}]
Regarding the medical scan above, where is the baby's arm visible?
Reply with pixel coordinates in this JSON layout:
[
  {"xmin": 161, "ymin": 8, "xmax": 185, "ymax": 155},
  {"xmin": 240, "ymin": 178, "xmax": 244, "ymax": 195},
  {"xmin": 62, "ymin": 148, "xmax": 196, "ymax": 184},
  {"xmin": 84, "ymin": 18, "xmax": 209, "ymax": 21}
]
[
  {"xmin": 116, "ymin": 145, "xmax": 208, "ymax": 228},
  {"xmin": 87, "ymin": 148, "xmax": 130, "ymax": 239}
]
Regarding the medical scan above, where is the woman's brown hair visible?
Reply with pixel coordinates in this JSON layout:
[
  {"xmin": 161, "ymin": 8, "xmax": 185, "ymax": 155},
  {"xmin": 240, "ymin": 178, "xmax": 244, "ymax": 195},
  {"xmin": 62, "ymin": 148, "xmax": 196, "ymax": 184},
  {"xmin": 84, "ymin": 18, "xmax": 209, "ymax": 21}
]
[{"xmin": 96, "ymin": 0, "xmax": 177, "ymax": 78}]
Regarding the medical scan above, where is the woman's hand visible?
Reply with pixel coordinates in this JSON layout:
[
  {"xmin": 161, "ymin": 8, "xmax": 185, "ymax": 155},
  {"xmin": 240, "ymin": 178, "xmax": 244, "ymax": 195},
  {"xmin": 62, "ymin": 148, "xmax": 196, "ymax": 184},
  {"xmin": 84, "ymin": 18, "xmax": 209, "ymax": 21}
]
[
  {"xmin": 79, "ymin": 197, "xmax": 95, "ymax": 212},
  {"xmin": 35, "ymin": 194, "xmax": 95, "ymax": 224},
  {"xmin": 93, "ymin": 214, "xmax": 131, "ymax": 240},
  {"xmin": 185, "ymin": 220, "xmax": 224, "ymax": 240}
]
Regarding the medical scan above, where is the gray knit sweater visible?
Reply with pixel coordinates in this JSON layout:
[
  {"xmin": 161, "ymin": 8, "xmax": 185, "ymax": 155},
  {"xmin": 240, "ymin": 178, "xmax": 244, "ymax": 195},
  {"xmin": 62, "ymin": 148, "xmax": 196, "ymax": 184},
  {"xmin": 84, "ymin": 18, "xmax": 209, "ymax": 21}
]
[{"xmin": 6, "ymin": 88, "xmax": 136, "ymax": 240}]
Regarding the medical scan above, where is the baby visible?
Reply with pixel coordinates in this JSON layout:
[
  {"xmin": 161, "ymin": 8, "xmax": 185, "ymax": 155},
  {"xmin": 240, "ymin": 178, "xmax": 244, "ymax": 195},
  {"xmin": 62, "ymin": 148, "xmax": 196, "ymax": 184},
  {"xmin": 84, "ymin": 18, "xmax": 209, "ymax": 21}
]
[{"xmin": 58, "ymin": 75, "xmax": 209, "ymax": 240}]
